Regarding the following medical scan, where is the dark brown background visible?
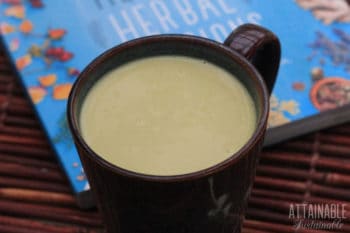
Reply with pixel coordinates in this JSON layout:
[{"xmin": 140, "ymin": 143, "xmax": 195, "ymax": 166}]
[{"xmin": 0, "ymin": 47, "xmax": 349, "ymax": 233}]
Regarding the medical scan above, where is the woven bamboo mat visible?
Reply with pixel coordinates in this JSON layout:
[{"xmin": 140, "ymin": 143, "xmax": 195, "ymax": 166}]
[{"xmin": 0, "ymin": 48, "xmax": 349, "ymax": 233}]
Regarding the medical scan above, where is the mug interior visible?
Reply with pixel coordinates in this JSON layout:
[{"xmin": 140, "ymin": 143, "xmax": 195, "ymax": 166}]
[{"xmin": 69, "ymin": 35, "xmax": 268, "ymax": 179}]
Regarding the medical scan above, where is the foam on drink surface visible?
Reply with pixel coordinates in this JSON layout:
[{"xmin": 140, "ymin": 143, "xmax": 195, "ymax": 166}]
[{"xmin": 80, "ymin": 56, "xmax": 256, "ymax": 175}]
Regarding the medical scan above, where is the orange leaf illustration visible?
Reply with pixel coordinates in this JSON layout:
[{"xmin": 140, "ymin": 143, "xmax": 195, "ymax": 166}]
[
  {"xmin": 29, "ymin": 86, "xmax": 47, "ymax": 104},
  {"xmin": 53, "ymin": 83, "xmax": 72, "ymax": 100},
  {"xmin": 10, "ymin": 38, "xmax": 19, "ymax": 52},
  {"xmin": 5, "ymin": 5, "xmax": 25, "ymax": 19},
  {"xmin": 19, "ymin": 20, "xmax": 33, "ymax": 34},
  {"xmin": 48, "ymin": 29, "xmax": 66, "ymax": 40},
  {"xmin": 0, "ymin": 23, "xmax": 15, "ymax": 35},
  {"xmin": 39, "ymin": 74, "xmax": 57, "ymax": 87},
  {"xmin": 16, "ymin": 54, "xmax": 32, "ymax": 70}
]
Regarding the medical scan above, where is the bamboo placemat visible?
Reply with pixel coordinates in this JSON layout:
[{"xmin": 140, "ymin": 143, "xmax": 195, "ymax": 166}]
[{"xmin": 0, "ymin": 48, "xmax": 349, "ymax": 233}]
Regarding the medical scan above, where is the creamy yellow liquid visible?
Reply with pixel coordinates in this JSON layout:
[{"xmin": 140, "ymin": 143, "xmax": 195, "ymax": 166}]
[{"xmin": 80, "ymin": 56, "xmax": 256, "ymax": 175}]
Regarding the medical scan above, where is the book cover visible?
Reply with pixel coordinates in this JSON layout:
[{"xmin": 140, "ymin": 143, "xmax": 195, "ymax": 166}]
[{"xmin": 0, "ymin": 0, "xmax": 349, "ymax": 207}]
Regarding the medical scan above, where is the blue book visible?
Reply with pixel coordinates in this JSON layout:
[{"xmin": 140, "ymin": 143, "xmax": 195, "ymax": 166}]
[{"xmin": 1, "ymin": 0, "xmax": 349, "ymax": 207}]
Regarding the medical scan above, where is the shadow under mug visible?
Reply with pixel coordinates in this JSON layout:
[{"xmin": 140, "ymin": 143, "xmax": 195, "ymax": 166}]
[{"xmin": 68, "ymin": 24, "xmax": 281, "ymax": 233}]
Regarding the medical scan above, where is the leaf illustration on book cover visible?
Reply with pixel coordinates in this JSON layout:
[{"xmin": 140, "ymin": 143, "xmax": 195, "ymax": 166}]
[
  {"xmin": 268, "ymin": 95, "xmax": 300, "ymax": 128},
  {"xmin": 53, "ymin": 83, "xmax": 72, "ymax": 100},
  {"xmin": 38, "ymin": 74, "xmax": 57, "ymax": 87},
  {"xmin": 28, "ymin": 86, "xmax": 46, "ymax": 104},
  {"xmin": 5, "ymin": 5, "xmax": 25, "ymax": 19},
  {"xmin": 19, "ymin": 19, "xmax": 33, "ymax": 34},
  {"xmin": 0, "ymin": 22, "xmax": 15, "ymax": 34},
  {"xmin": 45, "ymin": 46, "xmax": 74, "ymax": 62},
  {"xmin": 16, "ymin": 54, "xmax": 32, "ymax": 70},
  {"xmin": 48, "ymin": 28, "xmax": 66, "ymax": 40}
]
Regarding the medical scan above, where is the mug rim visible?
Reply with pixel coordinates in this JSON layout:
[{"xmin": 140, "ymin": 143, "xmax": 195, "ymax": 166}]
[{"xmin": 67, "ymin": 34, "xmax": 269, "ymax": 182}]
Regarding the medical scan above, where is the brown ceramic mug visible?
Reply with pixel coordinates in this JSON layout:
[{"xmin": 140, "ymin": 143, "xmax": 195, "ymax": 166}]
[{"xmin": 67, "ymin": 24, "xmax": 280, "ymax": 233}]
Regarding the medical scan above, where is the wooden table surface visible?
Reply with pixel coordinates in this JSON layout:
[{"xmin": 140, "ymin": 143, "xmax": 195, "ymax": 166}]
[{"xmin": 0, "ymin": 48, "xmax": 349, "ymax": 233}]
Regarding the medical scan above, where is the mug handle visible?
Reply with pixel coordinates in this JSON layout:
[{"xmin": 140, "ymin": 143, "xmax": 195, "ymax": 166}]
[{"xmin": 224, "ymin": 24, "xmax": 281, "ymax": 95}]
